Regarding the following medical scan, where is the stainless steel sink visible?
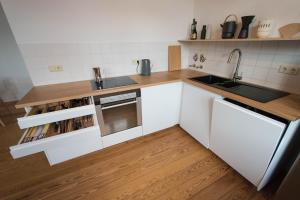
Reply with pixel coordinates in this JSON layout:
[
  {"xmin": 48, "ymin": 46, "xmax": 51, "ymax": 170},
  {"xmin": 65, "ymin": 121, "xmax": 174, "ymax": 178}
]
[{"xmin": 190, "ymin": 75, "xmax": 289, "ymax": 103}]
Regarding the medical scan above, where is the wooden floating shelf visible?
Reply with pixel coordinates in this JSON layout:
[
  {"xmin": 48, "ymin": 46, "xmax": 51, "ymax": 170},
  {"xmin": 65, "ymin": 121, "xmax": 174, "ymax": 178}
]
[{"xmin": 178, "ymin": 38, "xmax": 300, "ymax": 43}]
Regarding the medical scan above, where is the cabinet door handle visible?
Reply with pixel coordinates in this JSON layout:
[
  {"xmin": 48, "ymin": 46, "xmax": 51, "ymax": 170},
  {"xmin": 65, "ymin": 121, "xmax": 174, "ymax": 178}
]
[{"xmin": 101, "ymin": 100, "xmax": 137, "ymax": 110}]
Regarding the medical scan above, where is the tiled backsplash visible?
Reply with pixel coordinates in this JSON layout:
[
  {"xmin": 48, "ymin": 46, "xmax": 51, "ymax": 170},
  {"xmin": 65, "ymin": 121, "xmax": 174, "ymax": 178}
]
[
  {"xmin": 187, "ymin": 41, "xmax": 300, "ymax": 94},
  {"xmin": 18, "ymin": 41, "xmax": 300, "ymax": 94},
  {"xmin": 19, "ymin": 42, "xmax": 188, "ymax": 86}
]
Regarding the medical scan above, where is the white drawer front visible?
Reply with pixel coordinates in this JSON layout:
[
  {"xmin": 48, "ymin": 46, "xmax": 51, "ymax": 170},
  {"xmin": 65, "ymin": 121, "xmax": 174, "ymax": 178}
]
[
  {"xmin": 102, "ymin": 126, "xmax": 142, "ymax": 148},
  {"xmin": 45, "ymin": 128, "xmax": 102, "ymax": 165},
  {"xmin": 10, "ymin": 126, "xmax": 100, "ymax": 159},
  {"xmin": 18, "ymin": 105, "xmax": 96, "ymax": 129}
]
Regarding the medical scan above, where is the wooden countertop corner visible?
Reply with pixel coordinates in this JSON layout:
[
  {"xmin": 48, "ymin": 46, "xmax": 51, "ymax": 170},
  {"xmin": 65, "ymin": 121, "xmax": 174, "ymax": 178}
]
[{"xmin": 15, "ymin": 69, "xmax": 300, "ymax": 121}]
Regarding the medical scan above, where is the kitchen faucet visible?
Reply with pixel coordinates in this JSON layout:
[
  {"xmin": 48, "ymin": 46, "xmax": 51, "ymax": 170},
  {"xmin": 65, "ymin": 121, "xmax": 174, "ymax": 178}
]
[{"xmin": 227, "ymin": 48, "xmax": 242, "ymax": 82}]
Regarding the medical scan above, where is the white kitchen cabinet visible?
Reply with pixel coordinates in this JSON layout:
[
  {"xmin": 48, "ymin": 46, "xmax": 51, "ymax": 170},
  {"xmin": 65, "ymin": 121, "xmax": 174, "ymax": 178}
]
[
  {"xmin": 10, "ymin": 125, "xmax": 102, "ymax": 164},
  {"xmin": 18, "ymin": 103, "xmax": 96, "ymax": 129},
  {"xmin": 141, "ymin": 82, "xmax": 182, "ymax": 135},
  {"xmin": 102, "ymin": 126, "xmax": 142, "ymax": 148},
  {"xmin": 180, "ymin": 83, "xmax": 220, "ymax": 148},
  {"xmin": 210, "ymin": 99, "xmax": 286, "ymax": 188},
  {"xmin": 10, "ymin": 97, "xmax": 103, "ymax": 165},
  {"xmin": 44, "ymin": 126, "xmax": 102, "ymax": 165}
]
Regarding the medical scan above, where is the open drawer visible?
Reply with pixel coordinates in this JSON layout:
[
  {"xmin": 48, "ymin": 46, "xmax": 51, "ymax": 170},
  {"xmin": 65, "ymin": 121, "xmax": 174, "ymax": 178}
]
[
  {"xmin": 10, "ymin": 115, "xmax": 102, "ymax": 161},
  {"xmin": 18, "ymin": 97, "xmax": 96, "ymax": 129}
]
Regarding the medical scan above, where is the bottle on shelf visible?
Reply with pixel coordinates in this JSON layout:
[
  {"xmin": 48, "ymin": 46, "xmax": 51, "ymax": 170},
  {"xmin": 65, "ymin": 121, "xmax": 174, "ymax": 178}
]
[
  {"xmin": 190, "ymin": 19, "xmax": 198, "ymax": 40},
  {"xmin": 201, "ymin": 25, "xmax": 207, "ymax": 39}
]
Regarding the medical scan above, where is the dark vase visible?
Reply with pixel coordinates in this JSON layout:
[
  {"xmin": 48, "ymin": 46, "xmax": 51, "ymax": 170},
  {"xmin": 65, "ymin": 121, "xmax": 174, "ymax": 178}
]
[{"xmin": 238, "ymin": 15, "xmax": 255, "ymax": 39}]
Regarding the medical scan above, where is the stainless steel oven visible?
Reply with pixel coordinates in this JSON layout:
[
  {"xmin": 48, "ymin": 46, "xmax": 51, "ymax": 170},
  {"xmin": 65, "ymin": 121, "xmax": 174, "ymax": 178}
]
[{"xmin": 93, "ymin": 89, "xmax": 142, "ymax": 137}]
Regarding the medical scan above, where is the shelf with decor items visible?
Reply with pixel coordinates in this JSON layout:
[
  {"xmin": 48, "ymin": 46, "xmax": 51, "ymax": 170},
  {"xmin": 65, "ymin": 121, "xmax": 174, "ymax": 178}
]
[{"xmin": 178, "ymin": 37, "xmax": 300, "ymax": 43}]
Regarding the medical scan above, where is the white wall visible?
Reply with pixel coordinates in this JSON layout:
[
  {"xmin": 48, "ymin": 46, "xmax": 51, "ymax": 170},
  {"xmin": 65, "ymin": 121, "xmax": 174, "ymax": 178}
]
[
  {"xmin": 1, "ymin": 0, "xmax": 299, "ymax": 93},
  {"xmin": 1, "ymin": 0, "xmax": 194, "ymax": 85},
  {"xmin": 187, "ymin": 0, "xmax": 300, "ymax": 94},
  {"xmin": 0, "ymin": 2, "xmax": 32, "ymax": 102}
]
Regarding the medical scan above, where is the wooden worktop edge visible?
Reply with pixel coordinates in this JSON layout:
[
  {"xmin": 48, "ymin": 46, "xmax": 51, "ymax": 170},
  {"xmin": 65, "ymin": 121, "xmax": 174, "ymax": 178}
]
[
  {"xmin": 15, "ymin": 79, "xmax": 181, "ymax": 109},
  {"xmin": 15, "ymin": 70, "xmax": 300, "ymax": 121},
  {"xmin": 182, "ymin": 78, "xmax": 300, "ymax": 121}
]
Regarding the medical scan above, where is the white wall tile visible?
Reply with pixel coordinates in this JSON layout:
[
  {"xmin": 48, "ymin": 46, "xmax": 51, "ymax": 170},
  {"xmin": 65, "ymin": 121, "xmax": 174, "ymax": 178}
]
[
  {"xmin": 252, "ymin": 67, "xmax": 270, "ymax": 81},
  {"xmin": 187, "ymin": 41, "xmax": 300, "ymax": 94},
  {"xmin": 240, "ymin": 65, "xmax": 254, "ymax": 78},
  {"xmin": 21, "ymin": 41, "xmax": 180, "ymax": 86},
  {"xmin": 255, "ymin": 54, "xmax": 274, "ymax": 68}
]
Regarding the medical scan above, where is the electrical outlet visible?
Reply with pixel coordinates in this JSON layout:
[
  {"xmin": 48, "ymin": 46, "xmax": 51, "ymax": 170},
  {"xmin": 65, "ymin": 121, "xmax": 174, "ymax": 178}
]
[
  {"xmin": 48, "ymin": 65, "xmax": 64, "ymax": 72},
  {"xmin": 132, "ymin": 59, "xmax": 139, "ymax": 65},
  {"xmin": 278, "ymin": 64, "xmax": 300, "ymax": 75}
]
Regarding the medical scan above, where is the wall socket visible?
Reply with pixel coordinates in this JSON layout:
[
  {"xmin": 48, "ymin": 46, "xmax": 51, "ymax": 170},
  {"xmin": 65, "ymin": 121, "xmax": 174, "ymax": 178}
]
[
  {"xmin": 48, "ymin": 65, "xmax": 64, "ymax": 72},
  {"xmin": 278, "ymin": 64, "xmax": 300, "ymax": 75},
  {"xmin": 132, "ymin": 59, "xmax": 139, "ymax": 65}
]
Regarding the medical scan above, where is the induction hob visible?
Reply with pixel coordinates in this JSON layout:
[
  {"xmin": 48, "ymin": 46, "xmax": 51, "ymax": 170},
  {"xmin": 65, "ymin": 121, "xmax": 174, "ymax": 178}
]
[{"xmin": 91, "ymin": 76, "xmax": 137, "ymax": 90}]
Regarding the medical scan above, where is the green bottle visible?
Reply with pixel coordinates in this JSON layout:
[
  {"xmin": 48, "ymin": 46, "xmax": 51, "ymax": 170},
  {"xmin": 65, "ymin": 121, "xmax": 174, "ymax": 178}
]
[{"xmin": 191, "ymin": 19, "xmax": 197, "ymax": 40}]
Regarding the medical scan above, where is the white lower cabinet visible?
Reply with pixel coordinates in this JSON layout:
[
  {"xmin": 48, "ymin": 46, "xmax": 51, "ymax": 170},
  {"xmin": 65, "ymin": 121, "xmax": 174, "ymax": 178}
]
[
  {"xmin": 44, "ymin": 126, "xmax": 102, "ymax": 165},
  {"xmin": 180, "ymin": 83, "xmax": 220, "ymax": 148},
  {"xmin": 141, "ymin": 82, "xmax": 182, "ymax": 135},
  {"xmin": 17, "ymin": 104, "xmax": 96, "ymax": 129},
  {"xmin": 10, "ymin": 97, "xmax": 103, "ymax": 165},
  {"xmin": 10, "ymin": 80, "xmax": 291, "ymax": 179},
  {"xmin": 210, "ymin": 99, "xmax": 286, "ymax": 188},
  {"xmin": 102, "ymin": 126, "xmax": 142, "ymax": 148},
  {"xmin": 10, "ymin": 125, "xmax": 103, "ymax": 165}
]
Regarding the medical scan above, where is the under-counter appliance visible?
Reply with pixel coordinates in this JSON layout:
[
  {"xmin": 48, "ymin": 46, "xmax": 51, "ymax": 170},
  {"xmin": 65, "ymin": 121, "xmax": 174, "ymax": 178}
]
[
  {"xmin": 210, "ymin": 98, "xmax": 289, "ymax": 190},
  {"xmin": 91, "ymin": 76, "xmax": 137, "ymax": 90},
  {"xmin": 93, "ymin": 89, "xmax": 142, "ymax": 136}
]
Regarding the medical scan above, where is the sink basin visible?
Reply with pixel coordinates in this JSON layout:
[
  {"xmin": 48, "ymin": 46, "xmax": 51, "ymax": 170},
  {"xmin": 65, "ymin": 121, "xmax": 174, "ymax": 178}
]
[
  {"xmin": 217, "ymin": 81, "xmax": 241, "ymax": 88},
  {"xmin": 190, "ymin": 75, "xmax": 230, "ymax": 85},
  {"xmin": 189, "ymin": 75, "xmax": 289, "ymax": 103}
]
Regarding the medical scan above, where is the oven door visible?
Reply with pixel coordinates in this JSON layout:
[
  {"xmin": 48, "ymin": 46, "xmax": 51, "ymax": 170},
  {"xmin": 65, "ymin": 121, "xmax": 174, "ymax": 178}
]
[{"xmin": 95, "ymin": 94, "xmax": 142, "ymax": 137}]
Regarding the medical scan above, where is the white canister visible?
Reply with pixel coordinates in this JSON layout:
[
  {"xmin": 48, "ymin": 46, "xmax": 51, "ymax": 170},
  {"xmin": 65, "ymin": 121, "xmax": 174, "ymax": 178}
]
[
  {"xmin": 205, "ymin": 24, "xmax": 212, "ymax": 39},
  {"xmin": 257, "ymin": 20, "xmax": 275, "ymax": 38}
]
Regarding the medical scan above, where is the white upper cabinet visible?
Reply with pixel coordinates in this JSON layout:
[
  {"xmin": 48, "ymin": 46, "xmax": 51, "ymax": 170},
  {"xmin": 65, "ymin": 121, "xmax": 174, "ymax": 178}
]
[
  {"xmin": 180, "ymin": 83, "xmax": 220, "ymax": 148},
  {"xmin": 141, "ymin": 82, "xmax": 183, "ymax": 135},
  {"xmin": 210, "ymin": 99, "xmax": 286, "ymax": 188}
]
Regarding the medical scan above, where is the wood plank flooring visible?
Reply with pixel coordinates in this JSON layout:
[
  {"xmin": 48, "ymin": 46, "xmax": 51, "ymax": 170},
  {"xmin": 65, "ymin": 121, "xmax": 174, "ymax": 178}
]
[{"xmin": 0, "ymin": 107, "xmax": 273, "ymax": 200}]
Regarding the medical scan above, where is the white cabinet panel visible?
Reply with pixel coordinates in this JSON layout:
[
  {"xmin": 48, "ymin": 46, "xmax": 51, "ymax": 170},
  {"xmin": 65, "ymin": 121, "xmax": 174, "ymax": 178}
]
[
  {"xmin": 10, "ymin": 126, "xmax": 101, "ymax": 161},
  {"xmin": 210, "ymin": 99, "xmax": 286, "ymax": 187},
  {"xmin": 258, "ymin": 119, "xmax": 300, "ymax": 190},
  {"xmin": 102, "ymin": 126, "xmax": 142, "ymax": 148},
  {"xmin": 141, "ymin": 82, "xmax": 182, "ymax": 135},
  {"xmin": 180, "ymin": 83, "xmax": 220, "ymax": 148},
  {"xmin": 45, "ymin": 127, "xmax": 102, "ymax": 165},
  {"xmin": 18, "ymin": 104, "xmax": 96, "ymax": 129}
]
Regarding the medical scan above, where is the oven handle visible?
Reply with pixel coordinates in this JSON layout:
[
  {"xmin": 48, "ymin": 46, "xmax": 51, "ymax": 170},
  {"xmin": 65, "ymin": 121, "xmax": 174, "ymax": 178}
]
[{"xmin": 100, "ymin": 100, "xmax": 137, "ymax": 110}]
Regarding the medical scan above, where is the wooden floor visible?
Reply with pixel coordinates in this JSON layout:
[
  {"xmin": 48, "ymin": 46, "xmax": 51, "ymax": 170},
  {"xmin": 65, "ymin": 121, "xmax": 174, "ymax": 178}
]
[{"xmin": 0, "ymin": 106, "xmax": 273, "ymax": 200}]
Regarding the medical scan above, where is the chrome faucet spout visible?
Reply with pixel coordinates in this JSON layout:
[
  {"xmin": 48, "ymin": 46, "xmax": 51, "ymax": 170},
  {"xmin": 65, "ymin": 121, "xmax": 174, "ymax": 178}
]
[{"xmin": 227, "ymin": 48, "xmax": 242, "ymax": 82}]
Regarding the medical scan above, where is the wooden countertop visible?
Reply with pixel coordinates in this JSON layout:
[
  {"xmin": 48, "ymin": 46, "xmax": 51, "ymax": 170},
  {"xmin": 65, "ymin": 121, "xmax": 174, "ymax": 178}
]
[
  {"xmin": 16, "ymin": 70, "xmax": 201, "ymax": 109},
  {"xmin": 16, "ymin": 69, "xmax": 300, "ymax": 121}
]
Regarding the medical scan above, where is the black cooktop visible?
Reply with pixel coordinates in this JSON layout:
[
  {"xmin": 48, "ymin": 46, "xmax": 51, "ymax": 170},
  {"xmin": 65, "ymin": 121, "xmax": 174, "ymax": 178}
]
[{"xmin": 91, "ymin": 76, "xmax": 137, "ymax": 90}]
